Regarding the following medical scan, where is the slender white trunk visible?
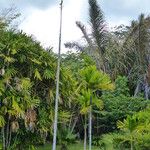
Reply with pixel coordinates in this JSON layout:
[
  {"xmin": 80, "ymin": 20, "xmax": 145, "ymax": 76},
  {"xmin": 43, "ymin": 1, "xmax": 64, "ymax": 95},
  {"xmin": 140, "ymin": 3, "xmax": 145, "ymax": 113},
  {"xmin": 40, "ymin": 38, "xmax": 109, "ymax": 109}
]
[
  {"xmin": 84, "ymin": 115, "xmax": 87, "ymax": 150},
  {"xmin": 52, "ymin": 1, "xmax": 63, "ymax": 150},
  {"xmin": 89, "ymin": 96, "xmax": 92, "ymax": 150}
]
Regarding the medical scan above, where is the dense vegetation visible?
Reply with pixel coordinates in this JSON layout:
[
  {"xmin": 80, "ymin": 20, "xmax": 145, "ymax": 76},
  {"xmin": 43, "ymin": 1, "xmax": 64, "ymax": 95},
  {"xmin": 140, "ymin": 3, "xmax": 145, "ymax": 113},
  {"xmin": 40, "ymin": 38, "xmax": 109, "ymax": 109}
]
[{"xmin": 0, "ymin": 0, "xmax": 150, "ymax": 150}]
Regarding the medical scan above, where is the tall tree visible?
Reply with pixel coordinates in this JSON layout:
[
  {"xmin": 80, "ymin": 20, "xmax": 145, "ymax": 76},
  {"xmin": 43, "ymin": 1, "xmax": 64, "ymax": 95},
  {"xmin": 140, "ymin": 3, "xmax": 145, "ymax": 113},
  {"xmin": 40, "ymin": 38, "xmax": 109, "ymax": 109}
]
[
  {"xmin": 79, "ymin": 66, "xmax": 114, "ymax": 150},
  {"xmin": 65, "ymin": 0, "xmax": 107, "ymax": 71},
  {"xmin": 117, "ymin": 14, "xmax": 150, "ymax": 98},
  {"xmin": 89, "ymin": 0, "xmax": 107, "ymax": 56}
]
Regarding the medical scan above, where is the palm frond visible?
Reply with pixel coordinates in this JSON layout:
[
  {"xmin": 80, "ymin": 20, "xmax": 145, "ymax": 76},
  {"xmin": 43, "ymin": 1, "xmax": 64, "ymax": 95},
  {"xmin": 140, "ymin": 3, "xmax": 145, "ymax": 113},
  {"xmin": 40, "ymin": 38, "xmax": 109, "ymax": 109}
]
[
  {"xmin": 64, "ymin": 41, "xmax": 84, "ymax": 51},
  {"xmin": 34, "ymin": 68, "xmax": 42, "ymax": 81},
  {"xmin": 89, "ymin": 0, "xmax": 107, "ymax": 55},
  {"xmin": 76, "ymin": 21, "xmax": 93, "ymax": 48},
  {"xmin": 43, "ymin": 69, "xmax": 54, "ymax": 79}
]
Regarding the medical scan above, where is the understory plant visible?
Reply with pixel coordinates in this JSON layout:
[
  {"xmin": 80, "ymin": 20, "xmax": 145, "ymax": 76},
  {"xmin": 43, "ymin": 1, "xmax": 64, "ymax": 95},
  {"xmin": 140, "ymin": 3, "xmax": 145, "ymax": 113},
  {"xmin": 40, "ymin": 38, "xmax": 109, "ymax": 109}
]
[{"xmin": 98, "ymin": 107, "xmax": 150, "ymax": 150}]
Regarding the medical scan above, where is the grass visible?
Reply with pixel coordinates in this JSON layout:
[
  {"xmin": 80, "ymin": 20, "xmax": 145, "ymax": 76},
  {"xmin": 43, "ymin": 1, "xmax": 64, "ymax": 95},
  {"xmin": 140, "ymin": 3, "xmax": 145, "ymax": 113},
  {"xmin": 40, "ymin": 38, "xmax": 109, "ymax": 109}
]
[
  {"xmin": 37, "ymin": 142, "xmax": 100, "ymax": 150},
  {"xmin": 0, "ymin": 142, "xmax": 100, "ymax": 150}
]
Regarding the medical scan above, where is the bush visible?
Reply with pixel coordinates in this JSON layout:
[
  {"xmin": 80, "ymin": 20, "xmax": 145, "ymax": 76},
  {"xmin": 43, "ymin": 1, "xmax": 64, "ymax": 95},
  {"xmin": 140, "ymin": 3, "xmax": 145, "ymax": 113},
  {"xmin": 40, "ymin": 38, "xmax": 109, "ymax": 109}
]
[
  {"xmin": 58, "ymin": 128, "xmax": 77, "ymax": 150},
  {"xmin": 96, "ymin": 76, "xmax": 149, "ymax": 134},
  {"xmin": 98, "ymin": 107, "xmax": 150, "ymax": 150}
]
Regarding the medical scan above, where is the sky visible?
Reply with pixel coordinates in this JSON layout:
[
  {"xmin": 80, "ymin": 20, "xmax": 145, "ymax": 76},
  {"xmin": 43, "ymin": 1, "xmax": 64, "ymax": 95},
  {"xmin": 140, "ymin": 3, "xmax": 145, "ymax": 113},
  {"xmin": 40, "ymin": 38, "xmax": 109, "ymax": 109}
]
[{"xmin": 0, "ymin": 0, "xmax": 150, "ymax": 53}]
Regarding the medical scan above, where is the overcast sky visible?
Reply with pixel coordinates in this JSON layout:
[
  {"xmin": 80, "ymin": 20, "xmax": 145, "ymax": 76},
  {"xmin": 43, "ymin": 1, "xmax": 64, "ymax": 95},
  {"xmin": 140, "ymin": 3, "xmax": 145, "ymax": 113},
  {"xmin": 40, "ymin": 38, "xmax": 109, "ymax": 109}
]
[{"xmin": 0, "ymin": 0, "xmax": 150, "ymax": 53}]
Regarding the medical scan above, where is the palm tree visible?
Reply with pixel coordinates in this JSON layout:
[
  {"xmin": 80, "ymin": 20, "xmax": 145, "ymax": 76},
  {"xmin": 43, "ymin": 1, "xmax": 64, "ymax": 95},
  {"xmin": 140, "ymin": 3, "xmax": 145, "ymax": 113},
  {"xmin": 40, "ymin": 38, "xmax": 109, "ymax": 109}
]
[
  {"xmin": 79, "ymin": 89, "xmax": 103, "ymax": 150},
  {"xmin": 113, "ymin": 14, "xmax": 150, "ymax": 98},
  {"xmin": 129, "ymin": 14, "xmax": 150, "ymax": 99},
  {"xmin": 65, "ymin": 0, "xmax": 107, "ymax": 72},
  {"xmin": 79, "ymin": 66, "xmax": 114, "ymax": 150},
  {"xmin": 117, "ymin": 116, "xmax": 139, "ymax": 150},
  {"xmin": 117, "ymin": 108, "xmax": 150, "ymax": 150},
  {"xmin": 100, "ymin": 14, "xmax": 150, "ymax": 95}
]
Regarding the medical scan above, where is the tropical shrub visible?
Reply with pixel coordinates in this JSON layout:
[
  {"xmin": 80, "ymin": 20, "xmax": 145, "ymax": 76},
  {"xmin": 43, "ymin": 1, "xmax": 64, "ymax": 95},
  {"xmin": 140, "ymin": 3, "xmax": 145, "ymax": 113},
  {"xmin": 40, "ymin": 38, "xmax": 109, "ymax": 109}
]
[{"xmin": 98, "ymin": 107, "xmax": 150, "ymax": 150}]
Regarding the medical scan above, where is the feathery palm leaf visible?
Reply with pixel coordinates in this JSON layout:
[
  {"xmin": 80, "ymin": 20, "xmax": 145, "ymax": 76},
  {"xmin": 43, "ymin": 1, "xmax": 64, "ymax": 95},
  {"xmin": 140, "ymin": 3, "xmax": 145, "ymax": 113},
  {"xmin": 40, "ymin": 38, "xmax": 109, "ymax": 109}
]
[{"xmin": 89, "ymin": 0, "xmax": 107, "ymax": 55}]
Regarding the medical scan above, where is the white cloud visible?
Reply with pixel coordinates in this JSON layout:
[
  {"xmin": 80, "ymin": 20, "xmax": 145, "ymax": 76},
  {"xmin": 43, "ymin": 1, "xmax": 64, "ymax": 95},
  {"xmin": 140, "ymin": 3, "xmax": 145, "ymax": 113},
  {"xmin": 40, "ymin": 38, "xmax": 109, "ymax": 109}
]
[
  {"xmin": 19, "ymin": 0, "xmax": 86, "ymax": 53},
  {"xmin": 18, "ymin": 0, "xmax": 150, "ymax": 53},
  {"xmin": 101, "ymin": 0, "xmax": 150, "ymax": 28},
  {"xmin": 108, "ymin": 18, "xmax": 130, "ymax": 27}
]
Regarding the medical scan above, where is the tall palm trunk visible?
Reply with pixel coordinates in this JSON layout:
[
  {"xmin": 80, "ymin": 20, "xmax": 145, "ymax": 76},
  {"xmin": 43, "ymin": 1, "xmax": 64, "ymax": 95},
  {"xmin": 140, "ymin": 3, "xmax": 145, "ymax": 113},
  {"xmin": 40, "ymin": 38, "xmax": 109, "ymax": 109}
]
[
  {"xmin": 84, "ymin": 115, "xmax": 87, "ymax": 150},
  {"xmin": 52, "ymin": 1, "xmax": 63, "ymax": 150},
  {"xmin": 88, "ymin": 96, "xmax": 92, "ymax": 150}
]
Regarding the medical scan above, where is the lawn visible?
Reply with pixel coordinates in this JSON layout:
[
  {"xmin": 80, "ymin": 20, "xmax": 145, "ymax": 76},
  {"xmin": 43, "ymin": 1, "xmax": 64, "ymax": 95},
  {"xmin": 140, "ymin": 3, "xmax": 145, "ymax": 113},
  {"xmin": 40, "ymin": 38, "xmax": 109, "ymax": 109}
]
[{"xmin": 37, "ymin": 142, "xmax": 100, "ymax": 150}]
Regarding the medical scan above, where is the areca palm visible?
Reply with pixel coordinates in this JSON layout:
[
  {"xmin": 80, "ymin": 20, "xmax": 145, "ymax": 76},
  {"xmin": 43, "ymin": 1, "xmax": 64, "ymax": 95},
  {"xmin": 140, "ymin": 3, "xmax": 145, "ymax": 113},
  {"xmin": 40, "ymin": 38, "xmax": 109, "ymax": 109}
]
[
  {"xmin": 79, "ymin": 89, "xmax": 103, "ymax": 150},
  {"xmin": 79, "ymin": 66, "xmax": 114, "ymax": 150},
  {"xmin": 117, "ymin": 116, "xmax": 139, "ymax": 150},
  {"xmin": 117, "ymin": 108, "xmax": 150, "ymax": 150}
]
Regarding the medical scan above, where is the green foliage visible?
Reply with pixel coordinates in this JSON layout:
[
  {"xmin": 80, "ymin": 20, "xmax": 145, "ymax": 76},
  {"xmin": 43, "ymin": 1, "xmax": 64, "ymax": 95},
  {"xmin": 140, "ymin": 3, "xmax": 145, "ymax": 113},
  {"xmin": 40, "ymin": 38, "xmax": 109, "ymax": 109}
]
[
  {"xmin": 0, "ymin": 17, "xmax": 78, "ymax": 148},
  {"xmin": 10, "ymin": 129, "xmax": 43, "ymax": 150},
  {"xmin": 37, "ymin": 107, "xmax": 51, "ymax": 144},
  {"xmin": 34, "ymin": 68, "xmax": 42, "ymax": 81},
  {"xmin": 78, "ymin": 65, "xmax": 114, "ymax": 116},
  {"xmin": 98, "ymin": 133, "xmax": 115, "ymax": 150},
  {"xmin": 1, "ymin": 3, "xmax": 150, "ymax": 149},
  {"xmin": 95, "ymin": 76, "xmax": 149, "ymax": 134},
  {"xmin": 0, "ymin": 115, "xmax": 5, "ymax": 127},
  {"xmin": 113, "ymin": 76, "xmax": 130, "ymax": 96},
  {"xmin": 98, "ymin": 108, "xmax": 150, "ymax": 150},
  {"xmin": 36, "ymin": 143, "xmax": 99, "ymax": 150},
  {"xmin": 79, "ymin": 89, "xmax": 103, "ymax": 114},
  {"xmin": 58, "ymin": 128, "xmax": 77, "ymax": 150},
  {"xmin": 62, "ymin": 51, "xmax": 95, "ymax": 79},
  {"xmin": 80, "ymin": 65, "xmax": 114, "ymax": 91}
]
